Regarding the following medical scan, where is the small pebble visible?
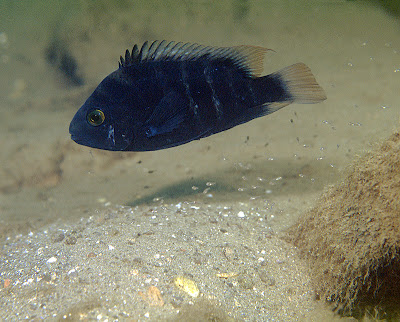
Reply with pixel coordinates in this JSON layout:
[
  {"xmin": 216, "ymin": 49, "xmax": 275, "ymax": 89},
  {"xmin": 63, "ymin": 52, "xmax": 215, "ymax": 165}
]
[
  {"xmin": 237, "ymin": 211, "xmax": 245, "ymax": 218},
  {"xmin": 51, "ymin": 232, "xmax": 65, "ymax": 243},
  {"xmin": 4, "ymin": 279, "xmax": 11, "ymax": 288},
  {"xmin": 258, "ymin": 269, "xmax": 276, "ymax": 286},
  {"xmin": 216, "ymin": 272, "xmax": 238, "ymax": 279},
  {"xmin": 47, "ymin": 257, "xmax": 57, "ymax": 263},
  {"xmin": 238, "ymin": 273, "xmax": 255, "ymax": 289},
  {"xmin": 222, "ymin": 247, "xmax": 235, "ymax": 261},
  {"xmin": 173, "ymin": 276, "xmax": 199, "ymax": 297},
  {"xmin": 23, "ymin": 278, "xmax": 34, "ymax": 286},
  {"xmin": 65, "ymin": 236, "xmax": 77, "ymax": 245},
  {"xmin": 139, "ymin": 286, "xmax": 164, "ymax": 307},
  {"xmin": 67, "ymin": 268, "xmax": 76, "ymax": 275}
]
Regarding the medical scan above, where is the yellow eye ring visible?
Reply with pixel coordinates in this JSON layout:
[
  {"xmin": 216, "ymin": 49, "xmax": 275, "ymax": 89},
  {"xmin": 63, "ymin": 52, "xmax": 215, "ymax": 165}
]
[{"xmin": 87, "ymin": 109, "xmax": 105, "ymax": 126}]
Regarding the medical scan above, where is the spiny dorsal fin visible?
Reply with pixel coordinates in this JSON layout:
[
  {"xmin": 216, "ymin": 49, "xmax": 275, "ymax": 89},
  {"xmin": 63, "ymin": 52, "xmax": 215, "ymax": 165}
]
[{"xmin": 119, "ymin": 40, "xmax": 270, "ymax": 77}]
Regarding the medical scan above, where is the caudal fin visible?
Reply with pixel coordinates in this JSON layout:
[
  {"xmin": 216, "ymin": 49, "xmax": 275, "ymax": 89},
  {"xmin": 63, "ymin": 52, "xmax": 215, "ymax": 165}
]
[{"xmin": 274, "ymin": 62, "xmax": 326, "ymax": 104}]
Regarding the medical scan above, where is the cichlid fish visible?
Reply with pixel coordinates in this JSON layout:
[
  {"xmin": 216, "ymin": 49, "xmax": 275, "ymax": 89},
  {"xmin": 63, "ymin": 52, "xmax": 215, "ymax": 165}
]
[{"xmin": 69, "ymin": 40, "xmax": 326, "ymax": 151}]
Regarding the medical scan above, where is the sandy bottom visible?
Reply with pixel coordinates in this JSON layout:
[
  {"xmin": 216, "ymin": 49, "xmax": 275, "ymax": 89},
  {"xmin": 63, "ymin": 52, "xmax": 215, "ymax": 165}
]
[
  {"xmin": 0, "ymin": 1, "xmax": 399, "ymax": 320},
  {"xmin": 2, "ymin": 198, "xmax": 339, "ymax": 321}
]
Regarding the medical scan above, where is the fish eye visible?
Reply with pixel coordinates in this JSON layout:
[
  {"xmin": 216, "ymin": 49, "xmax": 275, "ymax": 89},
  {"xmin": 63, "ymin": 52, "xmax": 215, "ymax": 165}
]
[{"xmin": 87, "ymin": 109, "xmax": 105, "ymax": 126}]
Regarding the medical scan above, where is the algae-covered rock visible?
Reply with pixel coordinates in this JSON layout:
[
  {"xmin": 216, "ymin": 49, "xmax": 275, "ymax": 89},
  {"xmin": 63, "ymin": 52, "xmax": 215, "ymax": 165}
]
[{"xmin": 286, "ymin": 131, "xmax": 400, "ymax": 319}]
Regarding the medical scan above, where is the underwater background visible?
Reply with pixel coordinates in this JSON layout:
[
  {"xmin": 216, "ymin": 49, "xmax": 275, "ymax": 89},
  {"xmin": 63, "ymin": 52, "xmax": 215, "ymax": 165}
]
[{"xmin": 0, "ymin": 0, "xmax": 399, "ymax": 320}]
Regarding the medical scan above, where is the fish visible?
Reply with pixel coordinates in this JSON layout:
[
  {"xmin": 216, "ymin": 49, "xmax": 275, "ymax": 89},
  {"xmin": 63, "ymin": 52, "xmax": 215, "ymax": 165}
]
[{"xmin": 69, "ymin": 40, "xmax": 326, "ymax": 151}]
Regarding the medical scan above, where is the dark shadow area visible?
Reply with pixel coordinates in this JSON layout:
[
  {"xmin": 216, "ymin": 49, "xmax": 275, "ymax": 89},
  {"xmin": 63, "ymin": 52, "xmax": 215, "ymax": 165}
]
[
  {"xmin": 45, "ymin": 38, "xmax": 84, "ymax": 87},
  {"xmin": 127, "ymin": 157, "xmax": 339, "ymax": 207}
]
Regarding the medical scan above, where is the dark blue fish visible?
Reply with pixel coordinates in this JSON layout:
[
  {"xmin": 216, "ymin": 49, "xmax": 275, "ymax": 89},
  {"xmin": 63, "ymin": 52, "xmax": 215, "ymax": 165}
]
[{"xmin": 69, "ymin": 40, "xmax": 326, "ymax": 151}]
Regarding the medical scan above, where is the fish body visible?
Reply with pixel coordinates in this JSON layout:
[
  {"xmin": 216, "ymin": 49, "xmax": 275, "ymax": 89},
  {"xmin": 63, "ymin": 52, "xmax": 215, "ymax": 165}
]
[{"xmin": 69, "ymin": 41, "xmax": 326, "ymax": 151}]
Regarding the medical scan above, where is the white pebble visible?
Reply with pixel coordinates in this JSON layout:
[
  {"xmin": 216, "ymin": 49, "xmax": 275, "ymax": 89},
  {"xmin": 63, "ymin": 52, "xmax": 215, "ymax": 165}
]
[
  {"xmin": 47, "ymin": 257, "xmax": 57, "ymax": 263},
  {"xmin": 67, "ymin": 268, "xmax": 76, "ymax": 275},
  {"xmin": 237, "ymin": 211, "xmax": 245, "ymax": 218},
  {"xmin": 22, "ymin": 278, "xmax": 34, "ymax": 286}
]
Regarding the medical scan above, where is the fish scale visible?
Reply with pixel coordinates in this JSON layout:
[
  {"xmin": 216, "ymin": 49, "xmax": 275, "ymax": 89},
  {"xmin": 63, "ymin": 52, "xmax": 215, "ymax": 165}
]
[
  {"xmin": 179, "ymin": 61, "xmax": 199, "ymax": 117},
  {"xmin": 203, "ymin": 64, "xmax": 224, "ymax": 120}
]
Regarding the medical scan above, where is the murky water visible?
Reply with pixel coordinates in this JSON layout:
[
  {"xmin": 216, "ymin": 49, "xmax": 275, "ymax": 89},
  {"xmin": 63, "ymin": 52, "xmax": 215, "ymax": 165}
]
[{"xmin": 0, "ymin": 1, "xmax": 399, "ymax": 320}]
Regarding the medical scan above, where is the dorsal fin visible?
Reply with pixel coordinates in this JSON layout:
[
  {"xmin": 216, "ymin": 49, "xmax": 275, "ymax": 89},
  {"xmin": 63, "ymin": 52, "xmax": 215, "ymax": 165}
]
[{"xmin": 119, "ymin": 40, "xmax": 270, "ymax": 77}]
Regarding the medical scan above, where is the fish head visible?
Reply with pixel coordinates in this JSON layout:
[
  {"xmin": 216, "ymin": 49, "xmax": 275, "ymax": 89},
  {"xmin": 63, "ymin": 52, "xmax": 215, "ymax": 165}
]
[{"xmin": 69, "ymin": 72, "xmax": 136, "ymax": 151}]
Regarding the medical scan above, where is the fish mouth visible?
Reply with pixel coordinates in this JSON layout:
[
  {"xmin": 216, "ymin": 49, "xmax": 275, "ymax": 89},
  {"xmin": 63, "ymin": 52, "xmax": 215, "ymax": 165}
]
[
  {"xmin": 69, "ymin": 119, "xmax": 83, "ymax": 144},
  {"xmin": 70, "ymin": 134, "xmax": 83, "ymax": 145}
]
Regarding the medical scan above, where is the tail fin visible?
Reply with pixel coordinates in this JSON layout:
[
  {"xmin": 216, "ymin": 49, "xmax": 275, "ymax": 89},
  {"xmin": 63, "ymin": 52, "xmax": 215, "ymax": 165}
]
[{"xmin": 274, "ymin": 62, "xmax": 327, "ymax": 104}]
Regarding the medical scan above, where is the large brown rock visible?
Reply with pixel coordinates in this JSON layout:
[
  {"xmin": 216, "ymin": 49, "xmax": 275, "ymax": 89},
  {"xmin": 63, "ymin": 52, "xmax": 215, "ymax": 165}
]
[{"xmin": 286, "ymin": 132, "xmax": 400, "ymax": 318}]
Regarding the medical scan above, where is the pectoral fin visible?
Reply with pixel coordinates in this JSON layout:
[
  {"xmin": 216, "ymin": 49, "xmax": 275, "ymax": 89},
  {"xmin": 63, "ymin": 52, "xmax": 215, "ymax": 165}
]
[{"xmin": 145, "ymin": 91, "xmax": 186, "ymax": 137}]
